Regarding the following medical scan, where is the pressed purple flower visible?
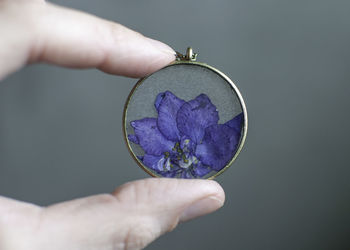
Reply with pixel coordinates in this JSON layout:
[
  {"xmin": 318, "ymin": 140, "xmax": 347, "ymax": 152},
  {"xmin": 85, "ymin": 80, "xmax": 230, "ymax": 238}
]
[{"xmin": 128, "ymin": 91, "xmax": 243, "ymax": 178}]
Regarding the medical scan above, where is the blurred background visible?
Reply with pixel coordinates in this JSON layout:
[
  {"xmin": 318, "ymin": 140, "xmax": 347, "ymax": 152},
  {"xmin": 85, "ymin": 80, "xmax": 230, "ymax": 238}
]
[{"xmin": 1, "ymin": 0, "xmax": 349, "ymax": 249}]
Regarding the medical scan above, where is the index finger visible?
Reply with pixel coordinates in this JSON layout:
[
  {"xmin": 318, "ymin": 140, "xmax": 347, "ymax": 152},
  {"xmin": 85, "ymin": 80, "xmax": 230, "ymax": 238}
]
[{"xmin": 0, "ymin": 1, "xmax": 175, "ymax": 79}]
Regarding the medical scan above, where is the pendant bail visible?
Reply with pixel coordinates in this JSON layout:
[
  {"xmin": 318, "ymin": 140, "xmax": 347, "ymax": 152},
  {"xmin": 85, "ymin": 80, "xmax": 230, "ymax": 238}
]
[{"xmin": 176, "ymin": 47, "xmax": 198, "ymax": 61}]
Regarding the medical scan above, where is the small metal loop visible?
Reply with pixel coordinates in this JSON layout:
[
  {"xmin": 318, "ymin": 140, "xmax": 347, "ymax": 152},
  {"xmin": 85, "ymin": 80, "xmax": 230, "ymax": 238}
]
[
  {"xmin": 186, "ymin": 47, "xmax": 198, "ymax": 61},
  {"xmin": 186, "ymin": 47, "xmax": 194, "ymax": 60}
]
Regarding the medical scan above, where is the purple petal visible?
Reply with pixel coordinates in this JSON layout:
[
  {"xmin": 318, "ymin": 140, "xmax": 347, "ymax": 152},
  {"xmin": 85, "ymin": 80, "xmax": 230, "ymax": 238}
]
[
  {"xmin": 130, "ymin": 118, "xmax": 174, "ymax": 156},
  {"xmin": 157, "ymin": 91, "xmax": 185, "ymax": 141},
  {"xmin": 181, "ymin": 171, "xmax": 192, "ymax": 179},
  {"xmin": 154, "ymin": 92, "xmax": 166, "ymax": 110},
  {"xmin": 195, "ymin": 124, "xmax": 240, "ymax": 171},
  {"xmin": 128, "ymin": 134, "xmax": 139, "ymax": 144},
  {"xmin": 143, "ymin": 154, "xmax": 166, "ymax": 172},
  {"xmin": 225, "ymin": 112, "xmax": 244, "ymax": 133},
  {"xmin": 160, "ymin": 170, "xmax": 179, "ymax": 178},
  {"xmin": 176, "ymin": 94, "xmax": 219, "ymax": 144},
  {"xmin": 193, "ymin": 163, "xmax": 212, "ymax": 177}
]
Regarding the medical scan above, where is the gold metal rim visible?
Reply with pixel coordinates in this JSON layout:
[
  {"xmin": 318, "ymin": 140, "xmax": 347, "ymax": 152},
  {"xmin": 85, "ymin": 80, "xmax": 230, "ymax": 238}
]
[{"xmin": 122, "ymin": 60, "xmax": 248, "ymax": 179}]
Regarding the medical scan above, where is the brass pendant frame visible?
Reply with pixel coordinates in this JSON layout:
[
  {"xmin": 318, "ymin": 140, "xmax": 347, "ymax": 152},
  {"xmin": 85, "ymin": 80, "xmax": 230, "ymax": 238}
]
[{"xmin": 123, "ymin": 48, "xmax": 248, "ymax": 179}]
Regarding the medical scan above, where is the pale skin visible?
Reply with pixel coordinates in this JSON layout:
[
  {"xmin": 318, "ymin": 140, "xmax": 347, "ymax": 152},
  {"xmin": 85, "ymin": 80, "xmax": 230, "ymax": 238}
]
[{"xmin": 0, "ymin": 1, "xmax": 225, "ymax": 249}]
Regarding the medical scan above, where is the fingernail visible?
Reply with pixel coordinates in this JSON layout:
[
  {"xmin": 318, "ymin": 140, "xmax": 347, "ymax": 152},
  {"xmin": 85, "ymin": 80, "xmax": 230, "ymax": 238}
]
[
  {"xmin": 180, "ymin": 196, "xmax": 224, "ymax": 222},
  {"xmin": 146, "ymin": 38, "xmax": 175, "ymax": 55}
]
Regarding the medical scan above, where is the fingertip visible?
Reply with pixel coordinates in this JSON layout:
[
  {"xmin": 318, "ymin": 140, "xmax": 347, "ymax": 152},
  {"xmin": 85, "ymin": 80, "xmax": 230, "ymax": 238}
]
[
  {"xmin": 96, "ymin": 22, "xmax": 176, "ymax": 77},
  {"xmin": 179, "ymin": 179, "xmax": 226, "ymax": 204},
  {"xmin": 205, "ymin": 180, "xmax": 226, "ymax": 205},
  {"xmin": 177, "ymin": 179, "xmax": 225, "ymax": 222},
  {"xmin": 145, "ymin": 37, "xmax": 173, "ymax": 53},
  {"xmin": 179, "ymin": 194, "xmax": 224, "ymax": 222},
  {"xmin": 98, "ymin": 36, "xmax": 176, "ymax": 78}
]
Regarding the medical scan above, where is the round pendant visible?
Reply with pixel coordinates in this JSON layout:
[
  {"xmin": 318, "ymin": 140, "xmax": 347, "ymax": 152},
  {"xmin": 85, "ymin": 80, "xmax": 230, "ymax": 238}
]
[{"xmin": 123, "ymin": 48, "xmax": 247, "ymax": 179}]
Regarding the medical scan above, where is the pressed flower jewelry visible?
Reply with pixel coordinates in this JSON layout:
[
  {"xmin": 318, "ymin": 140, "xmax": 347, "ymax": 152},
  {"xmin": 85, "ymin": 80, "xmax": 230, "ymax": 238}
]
[{"xmin": 123, "ymin": 48, "xmax": 247, "ymax": 179}]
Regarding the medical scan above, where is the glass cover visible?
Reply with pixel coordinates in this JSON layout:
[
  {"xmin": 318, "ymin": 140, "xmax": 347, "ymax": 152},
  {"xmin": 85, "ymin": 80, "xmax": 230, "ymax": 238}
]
[{"xmin": 124, "ymin": 62, "xmax": 246, "ymax": 179}]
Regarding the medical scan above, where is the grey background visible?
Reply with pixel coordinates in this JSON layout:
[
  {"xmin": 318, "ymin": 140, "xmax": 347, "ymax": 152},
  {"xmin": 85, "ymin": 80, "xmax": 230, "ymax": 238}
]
[{"xmin": 0, "ymin": 0, "xmax": 349, "ymax": 249}]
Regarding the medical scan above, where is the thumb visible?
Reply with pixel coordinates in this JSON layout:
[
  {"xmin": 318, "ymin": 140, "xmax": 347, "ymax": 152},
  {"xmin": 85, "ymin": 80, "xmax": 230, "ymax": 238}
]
[
  {"xmin": 112, "ymin": 177, "xmax": 225, "ymax": 228},
  {"xmin": 37, "ymin": 178, "xmax": 225, "ymax": 250},
  {"xmin": 112, "ymin": 178, "xmax": 226, "ymax": 249}
]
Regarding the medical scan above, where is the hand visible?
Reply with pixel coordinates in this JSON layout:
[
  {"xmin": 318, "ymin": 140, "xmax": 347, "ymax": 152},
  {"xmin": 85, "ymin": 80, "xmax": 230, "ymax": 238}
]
[{"xmin": 0, "ymin": 1, "xmax": 225, "ymax": 250}]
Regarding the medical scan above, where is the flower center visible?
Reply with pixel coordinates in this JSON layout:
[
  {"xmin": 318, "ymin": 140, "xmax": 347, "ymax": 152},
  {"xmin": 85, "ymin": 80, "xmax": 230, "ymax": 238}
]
[
  {"xmin": 179, "ymin": 154, "xmax": 198, "ymax": 169},
  {"xmin": 162, "ymin": 141, "xmax": 198, "ymax": 169}
]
